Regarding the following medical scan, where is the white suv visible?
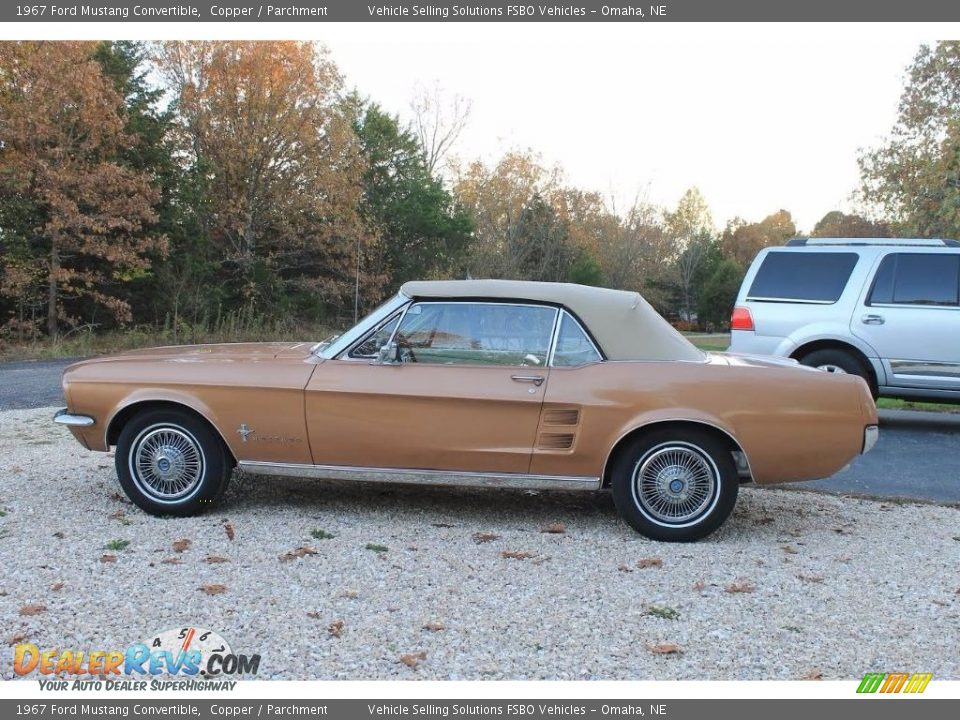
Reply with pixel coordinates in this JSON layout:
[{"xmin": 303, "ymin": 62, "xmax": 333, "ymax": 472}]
[{"xmin": 728, "ymin": 237, "xmax": 960, "ymax": 403}]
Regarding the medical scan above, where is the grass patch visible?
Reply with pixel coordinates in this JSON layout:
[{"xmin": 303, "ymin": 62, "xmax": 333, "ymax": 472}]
[
  {"xmin": 644, "ymin": 604, "xmax": 680, "ymax": 620},
  {"xmin": 365, "ymin": 543, "xmax": 388, "ymax": 553},
  {"xmin": 104, "ymin": 539, "xmax": 130, "ymax": 551},
  {"xmin": 310, "ymin": 528, "xmax": 335, "ymax": 540},
  {"xmin": 0, "ymin": 509, "xmax": 6, "ymax": 518},
  {"xmin": 876, "ymin": 398, "xmax": 960, "ymax": 414}
]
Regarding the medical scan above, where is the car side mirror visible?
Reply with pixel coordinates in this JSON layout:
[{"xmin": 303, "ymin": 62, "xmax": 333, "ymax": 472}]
[{"xmin": 376, "ymin": 341, "xmax": 400, "ymax": 365}]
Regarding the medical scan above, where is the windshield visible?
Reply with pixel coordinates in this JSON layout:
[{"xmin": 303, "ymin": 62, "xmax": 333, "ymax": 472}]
[{"xmin": 314, "ymin": 292, "xmax": 410, "ymax": 359}]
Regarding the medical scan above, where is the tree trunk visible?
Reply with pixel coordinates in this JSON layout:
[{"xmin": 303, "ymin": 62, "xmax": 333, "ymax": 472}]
[{"xmin": 47, "ymin": 238, "xmax": 59, "ymax": 338}]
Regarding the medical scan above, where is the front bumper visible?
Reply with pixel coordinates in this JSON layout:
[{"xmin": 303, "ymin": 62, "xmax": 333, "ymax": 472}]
[
  {"xmin": 862, "ymin": 425, "xmax": 879, "ymax": 454},
  {"xmin": 53, "ymin": 408, "xmax": 95, "ymax": 427}
]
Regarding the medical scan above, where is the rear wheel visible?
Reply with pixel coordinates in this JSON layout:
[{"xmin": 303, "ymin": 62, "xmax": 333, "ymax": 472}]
[
  {"xmin": 611, "ymin": 429, "xmax": 738, "ymax": 542},
  {"xmin": 115, "ymin": 409, "xmax": 233, "ymax": 516}
]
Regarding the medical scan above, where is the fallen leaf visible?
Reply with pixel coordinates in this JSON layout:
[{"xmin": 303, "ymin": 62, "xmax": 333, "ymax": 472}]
[
  {"xmin": 432, "ymin": 523, "xmax": 454, "ymax": 528},
  {"xmin": 472, "ymin": 532, "xmax": 499, "ymax": 544},
  {"xmin": 172, "ymin": 539, "xmax": 192, "ymax": 553},
  {"xmin": 781, "ymin": 545, "xmax": 799, "ymax": 555},
  {"xmin": 617, "ymin": 564, "xmax": 633, "ymax": 573},
  {"xmin": 541, "ymin": 522, "xmax": 566, "ymax": 534},
  {"xmin": 932, "ymin": 599, "xmax": 948, "ymax": 607},
  {"xmin": 637, "ymin": 557, "xmax": 663, "ymax": 569},
  {"xmin": 199, "ymin": 584, "xmax": 227, "ymax": 595},
  {"xmin": 832, "ymin": 527, "xmax": 851, "ymax": 535},
  {"xmin": 51, "ymin": 582, "xmax": 65, "ymax": 592},
  {"xmin": 7, "ymin": 632, "xmax": 28, "ymax": 646},
  {"xmin": 53, "ymin": 532, "xmax": 65, "ymax": 539},
  {"xmin": 423, "ymin": 622, "xmax": 445, "ymax": 632},
  {"xmin": 756, "ymin": 516, "xmax": 775, "ymax": 525},
  {"xmin": 803, "ymin": 670, "xmax": 824, "ymax": 681},
  {"xmin": 338, "ymin": 590, "xmax": 359, "ymax": 599},
  {"xmin": 206, "ymin": 555, "xmax": 230, "ymax": 564},
  {"xmin": 160, "ymin": 557, "xmax": 182, "ymax": 565},
  {"xmin": 797, "ymin": 574, "xmax": 825, "ymax": 584},
  {"xmin": 110, "ymin": 492, "xmax": 131, "ymax": 504},
  {"xmin": 100, "ymin": 554, "xmax": 117, "ymax": 564},
  {"xmin": 646, "ymin": 643, "xmax": 682, "ymax": 655},
  {"xmin": 327, "ymin": 620, "xmax": 344, "ymax": 638},
  {"xmin": 279, "ymin": 546, "xmax": 318, "ymax": 562},
  {"xmin": 692, "ymin": 580, "xmax": 706, "ymax": 592},
  {"xmin": 400, "ymin": 651, "xmax": 427, "ymax": 668},
  {"xmin": 19, "ymin": 604, "xmax": 46, "ymax": 616},
  {"xmin": 109, "ymin": 509, "xmax": 126, "ymax": 520},
  {"xmin": 224, "ymin": 523, "xmax": 235, "ymax": 541},
  {"xmin": 306, "ymin": 611, "xmax": 322, "ymax": 620},
  {"xmin": 500, "ymin": 550, "xmax": 534, "ymax": 560},
  {"xmin": 726, "ymin": 581, "xmax": 755, "ymax": 593}
]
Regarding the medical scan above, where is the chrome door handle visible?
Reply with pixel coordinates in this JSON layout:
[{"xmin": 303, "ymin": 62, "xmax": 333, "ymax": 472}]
[
  {"xmin": 861, "ymin": 314, "xmax": 885, "ymax": 325},
  {"xmin": 511, "ymin": 375, "xmax": 545, "ymax": 386}
]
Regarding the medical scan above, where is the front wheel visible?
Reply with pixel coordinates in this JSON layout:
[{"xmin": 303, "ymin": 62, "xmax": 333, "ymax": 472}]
[
  {"xmin": 611, "ymin": 429, "xmax": 738, "ymax": 542},
  {"xmin": 115, "ymin": 409, "xmax": 233, "ymax": 517}
]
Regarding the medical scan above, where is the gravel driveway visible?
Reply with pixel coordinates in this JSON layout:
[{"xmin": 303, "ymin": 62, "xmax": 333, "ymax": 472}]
[{"xmin": 1, "ymin": 407, "xmax": 958, "ymax": 681}]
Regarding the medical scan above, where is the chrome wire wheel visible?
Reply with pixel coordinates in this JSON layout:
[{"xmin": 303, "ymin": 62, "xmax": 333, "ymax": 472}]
[
  {"xmin": 129, "ymin": 425, "xmax": 205, "ymax": 503},
  {"xmin": 631, "ymin": 442, "xmax": 720, "ymax": 527}
]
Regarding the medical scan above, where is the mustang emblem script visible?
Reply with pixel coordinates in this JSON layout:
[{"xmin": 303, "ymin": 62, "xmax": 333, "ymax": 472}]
[{"xmin": 237, "ymin": 424, "xmax": 254, "ymax": 442}]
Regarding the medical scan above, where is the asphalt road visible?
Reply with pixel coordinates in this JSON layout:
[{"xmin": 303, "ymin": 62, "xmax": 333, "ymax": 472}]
[{"xmin": 2, "ymin": 357, "xmax": 958, "ymax": 504}]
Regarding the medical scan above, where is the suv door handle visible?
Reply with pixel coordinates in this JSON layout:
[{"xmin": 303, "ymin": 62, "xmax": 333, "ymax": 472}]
[
  {"xmin": 861, "ymin": 314, "xmax": 885, "ymax": 325},
  {"xmin": 511, "ymin": 375, "xmax": 545, "ymax": 386}
]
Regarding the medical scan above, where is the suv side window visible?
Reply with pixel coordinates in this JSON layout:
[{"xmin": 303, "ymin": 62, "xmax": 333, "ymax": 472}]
[
  {"xmin": 747, "ymin": 251, "xmax": 859, "ymax": 303},
  {"xmin": 394, "ymin": 302, "xmax": 557, "ymax": 366},
  {"xmin": 868, "ymin": 253, "xmax": 960, "ymax": 306}
]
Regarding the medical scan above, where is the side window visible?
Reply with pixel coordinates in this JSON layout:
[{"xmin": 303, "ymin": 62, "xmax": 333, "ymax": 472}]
[
  {"xmin": 869, "ymin": 253, "xmax": 960, "ymax": 306},
  {"xmin": 747, "ymin": 251, "xmax": 859, "ymax": 303},
  {"xmin": 394, "ymin": 302, "xmax": 557, "ymax": 366},
  {"xmin": 552, "ymin": 313, "xmax": 601, "ymax": 367},
  {"xmin": 349, "ymin": 313, "xmax": 400, "ymax": 358}
]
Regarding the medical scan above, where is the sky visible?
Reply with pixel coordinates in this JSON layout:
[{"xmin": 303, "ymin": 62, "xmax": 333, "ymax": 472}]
[
  {"xmin": 321, "ymin": 24, "xmax": 939, "ymax": 233},
  {"xmin": 18, "ymin": 22, "xmax": 956, "ymax": 232}
]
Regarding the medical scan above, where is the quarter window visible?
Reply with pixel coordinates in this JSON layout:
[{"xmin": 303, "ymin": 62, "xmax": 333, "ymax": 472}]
[
  {"xmin": 349, "ymin": 313, "xmax": 401, "ymax": 358},
  {"xmin": 747, "ymin": 251, "xmax": 859, "ymax": 303},
  {"xmin": 394, "ymin": 302, "xmax": 557, "ymax": 366},
  {"xmin": 552, "ymin": 313, "xmax": 601, "ymax": 367},
  {"xmin": 868, "ymin": 253, "xmax": 960, "ymax": 306}
]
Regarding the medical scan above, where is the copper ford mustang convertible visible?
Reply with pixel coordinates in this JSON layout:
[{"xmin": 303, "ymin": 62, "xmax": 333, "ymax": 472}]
[{"xmin": 55, "ymin": 280, "xmax": 878, "ymax": 541}]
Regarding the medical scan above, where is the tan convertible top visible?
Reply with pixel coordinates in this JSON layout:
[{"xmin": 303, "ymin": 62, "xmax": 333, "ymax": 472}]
[{"xmin": 400, "ymin": 280, "xmax": 704, "ymax": 362}]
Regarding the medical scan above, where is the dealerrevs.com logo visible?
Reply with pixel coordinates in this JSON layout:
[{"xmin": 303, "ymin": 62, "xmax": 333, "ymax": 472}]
[
  {"xmin": 857, "ymin": 672, "xmax": 933, "ymax": 694},
  {"xmin": 13, "ymin": 627, "xmax": 260, "ymax": 690}
]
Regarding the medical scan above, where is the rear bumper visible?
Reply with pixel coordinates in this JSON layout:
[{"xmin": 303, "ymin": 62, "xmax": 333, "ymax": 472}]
[{"xmin": 53, "ymin": 408, "xmax": 95, "ymax": 427}]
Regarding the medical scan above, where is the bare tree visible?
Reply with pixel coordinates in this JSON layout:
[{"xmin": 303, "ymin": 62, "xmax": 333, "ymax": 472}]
[{"xmin": 410, "ymin": 83, "xmax": 472, "ymax": 176}]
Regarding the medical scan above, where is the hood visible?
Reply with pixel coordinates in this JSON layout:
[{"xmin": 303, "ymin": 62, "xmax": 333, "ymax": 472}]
[{"xmin": 67, "ymin": 341, "xmax": 316, "ymax": 369}]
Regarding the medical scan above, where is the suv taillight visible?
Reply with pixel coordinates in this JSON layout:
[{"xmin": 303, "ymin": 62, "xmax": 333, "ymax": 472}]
[{"xmin": 730, "ymin": 306, "xmax": 755, "ymax": 331}]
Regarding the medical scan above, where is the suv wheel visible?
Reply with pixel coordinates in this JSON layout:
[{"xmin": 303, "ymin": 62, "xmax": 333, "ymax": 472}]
[{"xmin": 799, "ymin": 348, "xmax": 872, "ymax": 392}]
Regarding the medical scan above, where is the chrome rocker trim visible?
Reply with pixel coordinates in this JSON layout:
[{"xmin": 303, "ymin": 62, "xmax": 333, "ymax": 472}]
[
  {"xmin": 238, "ymin": 461, "xmax": 601, "ymax": 491},
  {"xmin": 53, "ymin": 409, "xmax": 95, "ymax": 427}
]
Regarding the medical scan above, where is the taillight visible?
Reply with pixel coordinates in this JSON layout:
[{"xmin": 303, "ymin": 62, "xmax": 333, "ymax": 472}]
[{"xmin": 730, "ymin": 306, "xmax": 754, "ymax": 331}]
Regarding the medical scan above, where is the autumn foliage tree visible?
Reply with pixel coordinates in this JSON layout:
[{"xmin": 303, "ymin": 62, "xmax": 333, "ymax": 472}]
[
  {"xmin": 0, "ymin": 41, "xmax": 164, "ymax": 338},
  {"xmin": 154, "ymin": 41, "xmax": 381, "ymax": 320},
  {"xmin": 860, "ymin": 41, "xmax": 960, "ymax": 239}
]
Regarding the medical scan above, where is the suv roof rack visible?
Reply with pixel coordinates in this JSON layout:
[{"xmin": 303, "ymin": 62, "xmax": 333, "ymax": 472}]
[{"xmin": 786, "ymin": 237, "xmax": 960, "ymax": 248}]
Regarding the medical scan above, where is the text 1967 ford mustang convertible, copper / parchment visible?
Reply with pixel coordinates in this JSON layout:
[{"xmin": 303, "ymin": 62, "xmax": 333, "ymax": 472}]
[{"xmin": 54, "ymin": 280, "xmax": 878, "ymax": 541}]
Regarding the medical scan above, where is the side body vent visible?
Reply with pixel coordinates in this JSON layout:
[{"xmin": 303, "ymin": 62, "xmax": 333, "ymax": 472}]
[{"xmin": 537, "ymin": 433, "xmax": 575, "ymax": 450}]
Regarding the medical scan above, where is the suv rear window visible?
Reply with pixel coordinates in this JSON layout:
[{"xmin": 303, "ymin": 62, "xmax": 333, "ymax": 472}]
[
  {"xmin": 747, "ymin": 251, "xmax": 859, "ymax": 303},
  {"xmin": 868, "ymin": 253, "xmax": 960, "ymax": 306}
]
